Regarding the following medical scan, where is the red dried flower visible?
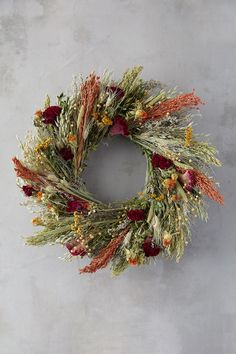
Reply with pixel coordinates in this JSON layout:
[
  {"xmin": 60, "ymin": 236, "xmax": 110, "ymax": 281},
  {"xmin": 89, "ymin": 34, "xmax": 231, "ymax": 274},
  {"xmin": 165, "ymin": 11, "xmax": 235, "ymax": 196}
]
[
  {"xmin": 66, "ymin": 199, "xmax": 89, "ymax": 213},
  {"xmin": 22, "ymin": 185, "xmax": 34, "ymax": 196},
  {"xmin": 127, "ymin": 209, "xmax": 146, "ymax": 221},
  {"xmin": 179, "ymin": 170, "xmax": 196, "ymax": 191},
  {"xmin": 110, "ymin": 116, "xmax": 129, "ymax": 136},
  {"xmin": 151, "ymin": 153, "xmax": 173, "ymax": 169},
  {"xmin": 106, "ymin": 86, "xmax": 125, "ymax": 100},
  {"xmin": 66, "ymin": 242, "xmax": 87, "ymax": 257},
  {"xmin": 59, "ymin": 147, "xmax": 74, "ymax": 161},
  {"xmin": 42, "ymin": 106, "xmax": 62, "ymax": 124},
  {"xmin": 142, "ymin": 237, "xmax": 162, "ymax": 257}
]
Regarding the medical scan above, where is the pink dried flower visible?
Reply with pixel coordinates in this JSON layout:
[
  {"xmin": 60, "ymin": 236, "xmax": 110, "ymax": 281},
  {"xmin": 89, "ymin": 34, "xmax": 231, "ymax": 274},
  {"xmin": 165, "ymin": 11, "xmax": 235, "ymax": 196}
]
[
  {"xmin": 106, "ymin": 86, "xmax": 125, "ymax": 100},
  {"xmin": 110, "ymin": 116, "xmax": 129, "ymax": 136},
  {"xmin": 59, "ymin": 147, "xmax": 74, "ymax": 161},
  {"xmin": 127, "ymin": 209, "xmax": 146, "ymax": 221},
  {"xmin": 179, "ymin": 170, "xmax": 196, "ymax": 191},
  {"xmin": 22, "ymin": 185, "xmax": 34, "ymax": 196},
  {"xmin": 142, "ymin": 237, "xmax": 162, "ymax": 257},
  {"xmin": 42, "ymin": 106, "xmax": 62, "ymax": 124},
  {"xmin": 151, "ymin": 153, "xmax": 173, "ymax": 169}
]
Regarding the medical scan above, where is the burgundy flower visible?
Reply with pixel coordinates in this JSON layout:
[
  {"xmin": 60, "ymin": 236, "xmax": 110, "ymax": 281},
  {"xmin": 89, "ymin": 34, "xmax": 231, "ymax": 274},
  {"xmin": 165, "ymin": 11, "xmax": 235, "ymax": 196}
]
[
  {"xmin": 66, "ymin": 242, "xmax": 87, "ymax": 257},
  {"xmin": 127, "ymin": 209, "xmax": 146, "ymax": 221},
  {"xmin": 110, "ymin": 116, "xmax": 129, "ymax": 136},
  {"xmin": 42, "ymin": 106, "xmax": 62, "ymax": 124},
  {"xmin": 179, "ymin": 170, "xmax": 196, "ymax": 191},
  {"xmin": 66, "ymin": 199, "xmax": 89, "ymax": 213},
  {"xmin": 22, "ymin": 185, "xmax": 34, "ymax": 197},
  {"xmin": 106, "ymin": 86, "xmax": 125, "ymax": 100},
  {"xmin": 151, "ymin": 153, "xmax": 173, "ymax": 169},
  {"xmin": 59, "ymin": 147, "xmax": 74, "ymax": 161},
  {"xmin": 142, "ymin": 237, "xmax": 162, "ymax": 257}
]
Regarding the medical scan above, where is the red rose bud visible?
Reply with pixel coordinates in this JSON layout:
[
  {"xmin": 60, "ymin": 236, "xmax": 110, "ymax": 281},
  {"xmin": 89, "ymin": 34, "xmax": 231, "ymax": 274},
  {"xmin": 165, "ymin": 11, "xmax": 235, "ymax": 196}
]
[
  {"xmin": 179, "ymin": 170, "xmax": 196, "ymax": 191},
  {"xmin": 142, "ymin": 237, "xmax": 162, "ymax": 257},
  {"xmin": 106, "ymin": 86, "xmax": 125, "ymax": 100},
  {"xmin": 151, "ymin": 153, "xmax": 173, "ymax": 169},
  {"xmin": 22, "ymin": 185, "xmax": 34, "ymax": 196},
  {"xmin": 65, "ymin": 242, "xmax": 87, "ymax": 257},
  {"xmin": 127, "ymin": 209, "xmax": 146, "ymax": 221},
  {"xmin": 59, "ymin": 147, "xmax": 74, "ymax": 161},
  {"xmin": 66, "ymin": 199, "xmax": 89, "ymax": 213},
  {"xmin": 42, "ymin": 106, "xmax": 62, "ymax": 124},
  {"xmin": 110, "ymin": 116, "xmax": 129, "ymax": 136}
]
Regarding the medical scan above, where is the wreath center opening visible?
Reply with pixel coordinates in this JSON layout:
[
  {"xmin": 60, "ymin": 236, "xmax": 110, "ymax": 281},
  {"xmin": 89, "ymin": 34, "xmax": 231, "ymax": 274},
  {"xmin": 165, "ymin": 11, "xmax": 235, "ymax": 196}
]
[{"xmin": 82, "ymin": 136, "xmax": 147, "ymax": 204}]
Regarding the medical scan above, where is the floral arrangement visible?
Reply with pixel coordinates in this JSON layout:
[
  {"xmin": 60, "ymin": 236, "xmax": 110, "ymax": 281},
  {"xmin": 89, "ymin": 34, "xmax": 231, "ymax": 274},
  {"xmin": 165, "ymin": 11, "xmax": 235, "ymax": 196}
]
[{"xmin": 13, "ymin": 67, "xmax": 224, "ymax": 275}]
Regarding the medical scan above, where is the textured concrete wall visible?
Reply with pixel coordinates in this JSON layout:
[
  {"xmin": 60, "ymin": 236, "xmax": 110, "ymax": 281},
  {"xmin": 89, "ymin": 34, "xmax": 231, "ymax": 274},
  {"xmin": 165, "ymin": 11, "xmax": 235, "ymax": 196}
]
[{"xmin": 0, "ymin": 1, "xmax": 235, "ymax": 353}]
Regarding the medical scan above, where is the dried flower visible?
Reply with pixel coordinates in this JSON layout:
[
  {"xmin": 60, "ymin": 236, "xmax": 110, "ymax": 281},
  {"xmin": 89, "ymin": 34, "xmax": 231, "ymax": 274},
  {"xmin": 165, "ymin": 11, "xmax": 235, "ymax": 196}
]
[
  {"xmin": 142, "ymin": 237, "xmax": 161, "ymax": 257},
  {"xmin": 34, "ymin": 110, "xmax": 42, "ymax": 118},
  {"xmin": 66, "ymin": 199, "xmax": 89, "ymax": 213},
  {"xmin": 179, "ymin": 170, "xmax": 196, "ymax": 191},
  {"xmin": 162, "ymin": 231, "xmax": 172, "ymax": 247},
  {"xmin": 67, "ymin": 135, "xmax": 77, "ymax": 142},
  {"xmin": 42, "ymin": 106, "xmax": 62, "ymax": 124},
  {"xmin": 59, "ymin": 147, "xmax": 74, "ymax": 161},
  {"xmin": 37, "ymin": 191, "xmax": 43, "ymax": 201},
  {"xmin": 151, "ymin": 153, "xmax": 173, "ymax": 169},
  {"xmin": 66, "ymin": 242, "xmax": 87, "ymax": 257},
  {"xmin": 34, "ymin": 138, "xmax": 52, "ymax": 153},
  {"xmin": 135, "ymin": 109, "xmax": 148, "ymax": 119},
  {"xmin": 128, "ymin": 258, "xmax": 138, "ymax": 266},
  {"xmin": 101, "ymin": 115, "xmax": 113, "ymax": 126},
  {"xmin": 22, "ymin": 185, "xmax": 34, "ymax": 196},
  {"xmin": 171, "ymin": 194, "xmax": 181, "ymax": 202},
  {"xmin": 110, "ymin": 116, "xmax": 129, "ymax": 136},
  {"xmin": 185, "ymin": 126, "xmax": 193, "ymax": 147},
  {"xmin": 163, "ymin": 178, "xmax": 176, "ymax": 190},
  {"xmin": 106, "ymin": 86, "xmax": 125, "ymax": 100},
  {"xmin": 127, "ymin": 209, "xmax": 146, "ymax": 221},
  {"xmin": 155, "ymin": 194, "xmax": 165, "ymax": 202},
  {"xmin": 32, "ymin": 217, "xmax": 43, "ymax": 226}
]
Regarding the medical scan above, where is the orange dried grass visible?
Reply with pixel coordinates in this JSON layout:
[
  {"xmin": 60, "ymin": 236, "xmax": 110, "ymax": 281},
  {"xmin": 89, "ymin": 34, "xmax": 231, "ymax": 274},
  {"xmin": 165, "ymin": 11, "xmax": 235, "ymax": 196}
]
[
  {"xmin": 80, "ymin": 228, "xmax": 128, "ymax": 274},
  {"xmin": 12, "ymin": 157, "xmax": 42, "ymax": 184},
  {"xmin": 76, "ymin": 73, "xmax": 100, "ymax": 168},
  {"xmin": 194, "ymin": 170, "xmax": 224, "ymax": 206},
  {"xmin": 145, "ymin": 91, "xmax": 202, "ymax": 121}
]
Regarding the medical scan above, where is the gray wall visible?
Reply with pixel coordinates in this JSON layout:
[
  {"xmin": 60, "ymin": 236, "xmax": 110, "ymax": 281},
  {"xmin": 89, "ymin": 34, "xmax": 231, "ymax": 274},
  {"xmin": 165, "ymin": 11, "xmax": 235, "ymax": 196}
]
[{"xmin": 0, "ymin": 1, "xmax": 235, "ymax": 353}]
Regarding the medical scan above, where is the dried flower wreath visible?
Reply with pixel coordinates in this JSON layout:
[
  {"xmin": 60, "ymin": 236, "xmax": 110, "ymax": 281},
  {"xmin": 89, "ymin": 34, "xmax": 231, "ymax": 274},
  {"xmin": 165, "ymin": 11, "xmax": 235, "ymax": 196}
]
[{"xmin": 13, "ymin": 67, "xmax": 223, "ymax": 275}]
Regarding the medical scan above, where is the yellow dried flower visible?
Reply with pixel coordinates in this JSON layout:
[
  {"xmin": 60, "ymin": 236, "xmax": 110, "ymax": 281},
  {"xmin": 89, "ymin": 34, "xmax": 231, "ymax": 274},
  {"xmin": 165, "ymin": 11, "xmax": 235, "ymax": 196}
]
[
  {"xmin": 101, "ymin": 116, "xmax": 113, "ymax": 126},
  {"xmin": 163, "ymin": 178, "xmax": 176, "ymax": 190},
  {"xmin": 32, "ymin": 217, "xmax": 43, "ymax": 226},
  {"xmin": 155, "ymin": 194, "xmax": 165, "ymax": 202},
  {"xmin": 35, "ymin": 138, "xmax": 52, "ymax": 153},
  {"xmin": 185, "ymin": 126, "xmax": 193, "ymax": 147}
]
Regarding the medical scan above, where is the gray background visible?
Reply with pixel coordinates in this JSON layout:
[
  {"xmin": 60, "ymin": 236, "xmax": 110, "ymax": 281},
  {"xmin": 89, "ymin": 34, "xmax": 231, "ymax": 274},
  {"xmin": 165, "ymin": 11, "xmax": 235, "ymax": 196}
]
[{"xmin": 0, "ymin": 1, "xmax": 235, "ymax": 353}]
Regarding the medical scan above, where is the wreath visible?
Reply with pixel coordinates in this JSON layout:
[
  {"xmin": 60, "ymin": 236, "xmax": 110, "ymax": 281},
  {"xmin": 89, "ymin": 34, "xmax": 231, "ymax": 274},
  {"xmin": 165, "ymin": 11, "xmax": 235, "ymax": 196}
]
[{"xmin": 13, "ymin": 66, "xmax": 224, "ymax": 275}]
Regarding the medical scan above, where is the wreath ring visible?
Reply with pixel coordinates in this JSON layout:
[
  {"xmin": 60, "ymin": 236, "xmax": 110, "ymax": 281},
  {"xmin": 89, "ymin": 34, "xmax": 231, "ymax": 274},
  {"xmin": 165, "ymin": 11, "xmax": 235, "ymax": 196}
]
[{"xmin": 13, "ymin": 66, "xmax": 224, "ymax": 275}]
